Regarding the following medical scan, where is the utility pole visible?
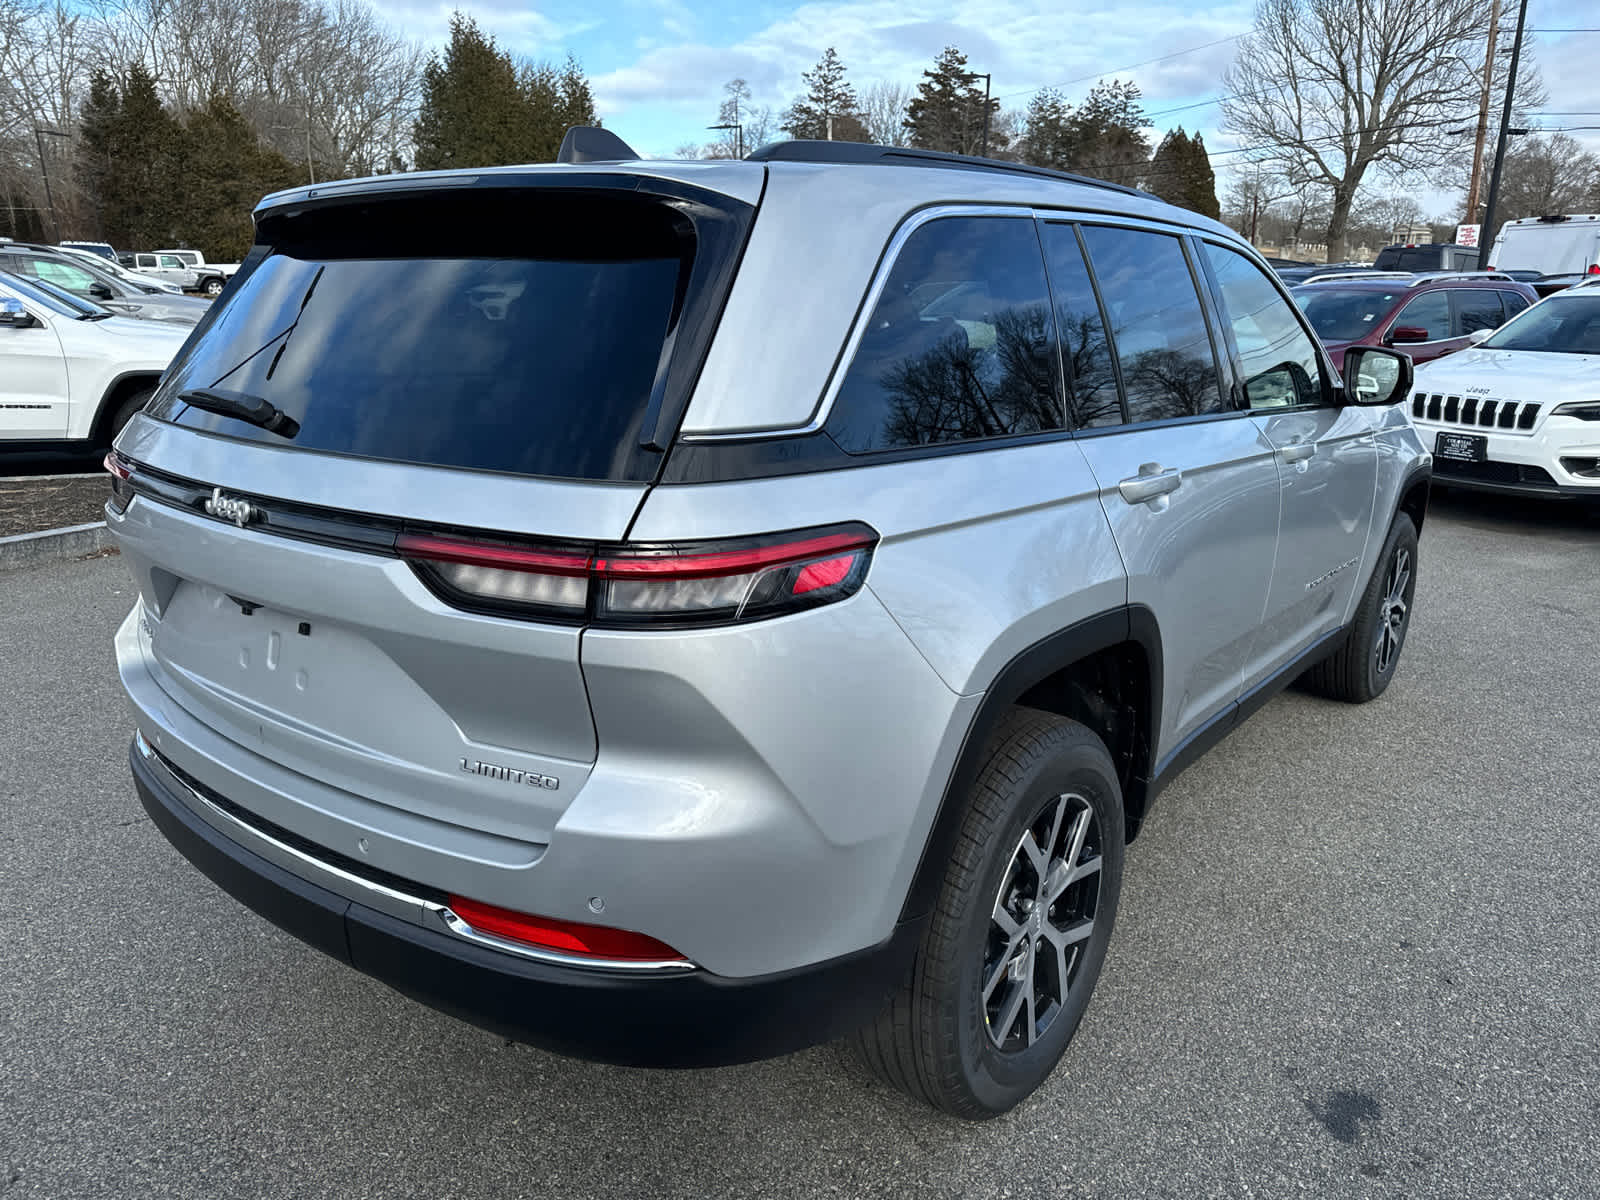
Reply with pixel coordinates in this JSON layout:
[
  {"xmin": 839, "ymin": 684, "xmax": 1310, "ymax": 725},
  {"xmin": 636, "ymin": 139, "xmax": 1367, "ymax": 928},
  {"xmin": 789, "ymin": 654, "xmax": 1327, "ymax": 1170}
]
[
  {"xmin": 33, "ymin": 127, "xmax": 69, "ymax": 242},
  {"xmin": 1480, "ymin": 0, "xmax": 1529, "ymax": 264},
  {"xmin": 1464, "ymin": 0, "xmax": 1501, "ymax": 226}
]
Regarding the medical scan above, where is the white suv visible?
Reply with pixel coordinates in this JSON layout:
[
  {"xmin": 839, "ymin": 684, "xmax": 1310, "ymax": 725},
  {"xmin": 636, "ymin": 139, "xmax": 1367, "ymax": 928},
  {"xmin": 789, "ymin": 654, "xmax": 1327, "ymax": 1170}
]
[
  {"xmin": 1, "ymin": 271, "xmax": 189, "ymax": 449},
  {"xmin": 1412, "ymin": 280, "xmax": 1600, "ymax": 497}
]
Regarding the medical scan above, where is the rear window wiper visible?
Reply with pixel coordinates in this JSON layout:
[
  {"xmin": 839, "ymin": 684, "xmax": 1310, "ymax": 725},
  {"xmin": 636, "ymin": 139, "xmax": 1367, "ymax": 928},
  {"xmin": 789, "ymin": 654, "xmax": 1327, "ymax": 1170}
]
[{"xmin": 178, "ymin": 387, "xmax": 300, "ymax": 438}]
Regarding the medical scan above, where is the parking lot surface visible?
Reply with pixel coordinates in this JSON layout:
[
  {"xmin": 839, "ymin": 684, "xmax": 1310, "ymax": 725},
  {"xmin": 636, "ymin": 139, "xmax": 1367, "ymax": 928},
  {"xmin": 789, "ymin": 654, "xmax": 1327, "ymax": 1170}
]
[{"xmin": 3, "ymin": 491, "xmax": 1597, "ymax": 1199}]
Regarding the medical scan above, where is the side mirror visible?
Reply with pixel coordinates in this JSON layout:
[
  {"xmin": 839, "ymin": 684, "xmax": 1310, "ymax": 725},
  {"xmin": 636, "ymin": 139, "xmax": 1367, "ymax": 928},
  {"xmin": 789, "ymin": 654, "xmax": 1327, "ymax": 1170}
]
[
  {"xmin": 1342, "ymin": 345, "xmax": 1413, "ymax": 407},
  {"xmin": 0, "ymin": 297, "xmax": 36, "ymax": 328},
  {"xmin": 1388, "ymin": 326, "xmax": 1430, "ymax": 344},
  {"xmin": 89, "ymin": 282, "xmax": 114, "ymax": 300},
  {"xmin": 1467, "ymin": 327, "xmax": 1495, "ymax": 345}
]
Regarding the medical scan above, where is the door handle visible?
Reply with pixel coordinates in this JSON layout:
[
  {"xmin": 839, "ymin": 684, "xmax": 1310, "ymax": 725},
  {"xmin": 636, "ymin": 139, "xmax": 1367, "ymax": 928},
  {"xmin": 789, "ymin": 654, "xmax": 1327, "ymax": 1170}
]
[
  {"xmin": 1278, "ymin": 440, "xmax": 1316, "ymax": 464},
  {"xmin": 1118, "ymin": 463, "xmax": 1182, "ymax": 505}
]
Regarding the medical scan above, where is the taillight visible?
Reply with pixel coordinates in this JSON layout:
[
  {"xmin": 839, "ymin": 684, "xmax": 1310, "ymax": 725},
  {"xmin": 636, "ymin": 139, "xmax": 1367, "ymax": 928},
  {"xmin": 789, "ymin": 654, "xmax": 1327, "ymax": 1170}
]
[
  {"xmin": 396, "ymin": 522, "xmax": 877, "ymax": 627},
  {"xmin": 103, "ymin": 450, "xmax": 133, "ymax": 513},
  {"xmin": 1588, "ymin": 264, "xmax": 1600, "ymax": 275},
  {"xmin": 446, "ymin": 895, "xmax": 688, "ymax": 963}
]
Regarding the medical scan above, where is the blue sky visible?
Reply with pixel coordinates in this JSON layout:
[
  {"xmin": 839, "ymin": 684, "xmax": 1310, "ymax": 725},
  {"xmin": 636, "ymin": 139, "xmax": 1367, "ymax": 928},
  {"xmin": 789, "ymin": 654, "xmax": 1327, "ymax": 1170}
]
[{"xmin": 373, "ymin": 0, "xmax": 1600, "ymax": 214}]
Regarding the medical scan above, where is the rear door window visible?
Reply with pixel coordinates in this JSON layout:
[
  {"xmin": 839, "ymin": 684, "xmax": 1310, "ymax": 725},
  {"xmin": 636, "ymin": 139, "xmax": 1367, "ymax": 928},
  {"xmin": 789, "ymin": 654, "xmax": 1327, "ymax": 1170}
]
[
  {"xmin": 1450, "ymin": 290, "xmax": 1504, "ymax": 335},
  {"xmin": 1499, "ymin": 290, "xmax": 1531, "ymax": 319},
  {"xmin": 148, "ymin": 192, "xmax": 706, "ymax": 482},
  {"xmin": 1039, "ymin": 224, "xmax": 1122, "ymax": 428},
  {"xmin": 827, "ymin": 216, "xmax": 1064, "ymax": 452},
  {"xmin": 1392, "ymin": 290, "xmax": 1451, "ymax": 341},
  {"xmin": 1077, "ymin": 225, "xmax": 1226, "ymax": 422}
]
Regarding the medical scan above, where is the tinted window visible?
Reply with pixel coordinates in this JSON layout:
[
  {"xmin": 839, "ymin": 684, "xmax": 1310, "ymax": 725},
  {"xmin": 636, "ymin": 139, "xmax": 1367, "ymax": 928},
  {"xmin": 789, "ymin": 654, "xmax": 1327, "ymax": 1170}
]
[
  {"xmin": 1204, "ymin": 243, "xmax": 1324, "ymax": 409},
  {"xmin": 1392, "ymin": 290, "xmax": 1450, "ymax": 340},
  {"xmin": 828, "ymin": 217, "xmax": 1062, "ymax": 453},
  {"xmin": 1040, "ymin": 225, "xmax": 1122, "ymax": 427},
  {"xmin": 1499, "ymin": 290, "xmax": 1530, "ymax": 318},
  {"xmin": 148, "ymin": 212, "xmax": 693, "ymax": 481},
  {"xmin": 1451, "ymin": 290, "xmax": 1503, "ymax": 335},
  {"xmin": 1078, "ymin": 226, "xmax": 1225, "ymax": 422},
  {"xmin": 1293, "ymin": 287, "xmax": 1404, "ymax": 341}
]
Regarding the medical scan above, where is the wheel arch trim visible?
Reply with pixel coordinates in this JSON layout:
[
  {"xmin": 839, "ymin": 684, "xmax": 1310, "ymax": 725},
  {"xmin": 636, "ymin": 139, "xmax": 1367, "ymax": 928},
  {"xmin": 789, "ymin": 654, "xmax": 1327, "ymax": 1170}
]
[{"xmin": 897, "ymin": 604, "xmax": 1162, "ymax": 923}]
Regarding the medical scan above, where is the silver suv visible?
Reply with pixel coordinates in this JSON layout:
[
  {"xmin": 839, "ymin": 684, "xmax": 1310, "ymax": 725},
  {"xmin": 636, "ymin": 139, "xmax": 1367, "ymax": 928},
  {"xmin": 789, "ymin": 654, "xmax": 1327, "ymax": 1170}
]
[{"xmin": 109, "ymin": 133, "xmax": 1429, "ymax": 1118}]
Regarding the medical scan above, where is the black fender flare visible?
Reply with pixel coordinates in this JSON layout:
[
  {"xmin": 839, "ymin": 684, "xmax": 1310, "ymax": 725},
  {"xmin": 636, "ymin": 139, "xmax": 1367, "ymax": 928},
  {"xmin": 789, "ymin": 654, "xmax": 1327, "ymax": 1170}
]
[{"xmin": 897, "ymin": 604, "xmax": 1162, "ymax": 923}]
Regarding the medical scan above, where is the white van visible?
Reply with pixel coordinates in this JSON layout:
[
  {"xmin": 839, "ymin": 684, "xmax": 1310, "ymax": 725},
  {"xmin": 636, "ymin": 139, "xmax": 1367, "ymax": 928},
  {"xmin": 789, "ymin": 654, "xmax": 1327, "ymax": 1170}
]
[{"xmin": 1487, "ymin": 215, "xmax": 1600, "ymax": 277}]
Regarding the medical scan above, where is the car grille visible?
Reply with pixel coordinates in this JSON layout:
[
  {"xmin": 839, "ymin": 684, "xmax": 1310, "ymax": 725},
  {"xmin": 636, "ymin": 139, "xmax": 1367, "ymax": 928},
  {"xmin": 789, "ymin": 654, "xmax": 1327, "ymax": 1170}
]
[
  {"xmin": 1412, "ymin": 392, "xmax": 1540, "ymax": 433},
  {"xmin": 1433, "ymin": 459, "xmax": 1557, "ymax": 487}
]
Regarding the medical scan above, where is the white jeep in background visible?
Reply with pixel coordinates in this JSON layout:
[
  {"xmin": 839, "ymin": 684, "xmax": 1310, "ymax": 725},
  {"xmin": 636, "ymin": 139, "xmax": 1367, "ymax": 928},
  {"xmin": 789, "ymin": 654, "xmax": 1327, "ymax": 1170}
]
[
  {"xmin": 0, "ymin": 271, "xmax": 189, "ymax": 450},
  {"xmin": 154, "ymin": 250, "xmax": 239, "ymax": 298}
]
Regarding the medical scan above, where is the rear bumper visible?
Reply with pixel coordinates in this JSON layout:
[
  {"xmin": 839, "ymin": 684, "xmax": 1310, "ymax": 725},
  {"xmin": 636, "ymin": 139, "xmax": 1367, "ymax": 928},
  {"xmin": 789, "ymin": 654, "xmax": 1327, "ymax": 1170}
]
[{"xmin": 132, "ymin": 736, "xmax": 923, "ymax": 1067}]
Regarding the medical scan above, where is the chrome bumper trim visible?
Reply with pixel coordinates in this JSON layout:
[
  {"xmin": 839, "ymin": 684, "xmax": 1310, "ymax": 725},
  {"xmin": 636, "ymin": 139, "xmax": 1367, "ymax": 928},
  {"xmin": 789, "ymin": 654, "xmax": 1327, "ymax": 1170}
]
[{"xmin": 134, "ymin": 731, "xmax": 696, "ymax": 975}]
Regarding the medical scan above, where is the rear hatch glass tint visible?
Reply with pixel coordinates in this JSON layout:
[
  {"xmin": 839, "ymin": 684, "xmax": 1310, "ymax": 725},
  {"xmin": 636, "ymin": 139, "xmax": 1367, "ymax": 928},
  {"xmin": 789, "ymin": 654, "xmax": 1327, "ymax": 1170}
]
[{"xmin": 146, "ymin": 187, "xmax": 748, "ymax": 482}]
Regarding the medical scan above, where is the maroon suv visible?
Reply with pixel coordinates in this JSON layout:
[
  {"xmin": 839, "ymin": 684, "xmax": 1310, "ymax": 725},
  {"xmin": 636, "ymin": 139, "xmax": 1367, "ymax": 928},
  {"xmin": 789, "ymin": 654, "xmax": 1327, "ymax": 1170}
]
[{"xmin": 1292, "ymin": 274, "xmax": 1539, "ymax": 370}]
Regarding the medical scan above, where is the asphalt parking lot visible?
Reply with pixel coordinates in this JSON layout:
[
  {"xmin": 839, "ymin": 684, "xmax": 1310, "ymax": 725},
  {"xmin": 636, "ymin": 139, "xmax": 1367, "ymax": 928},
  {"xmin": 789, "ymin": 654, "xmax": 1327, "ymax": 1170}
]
[{"xmin": 2, "ymin": 489, "xmax": 1597, "ymax": 1199}]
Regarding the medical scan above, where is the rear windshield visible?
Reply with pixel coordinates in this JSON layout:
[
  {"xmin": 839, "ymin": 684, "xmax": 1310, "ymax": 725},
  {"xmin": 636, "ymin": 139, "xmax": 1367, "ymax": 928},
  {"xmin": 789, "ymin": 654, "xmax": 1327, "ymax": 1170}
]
[
  {"xmin": 148, "ymin": 190, "xmax": 699, "ymax": 482},
  {"xmin": 1292, "ymin": 288, "xmax": 1402, "ymax": 341}
]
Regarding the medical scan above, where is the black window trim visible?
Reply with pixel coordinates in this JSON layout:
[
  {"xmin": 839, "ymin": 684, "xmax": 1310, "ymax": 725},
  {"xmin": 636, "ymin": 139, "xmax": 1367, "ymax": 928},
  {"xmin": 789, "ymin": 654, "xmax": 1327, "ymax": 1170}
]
[{"xmin": 1193, "ymin": 234, "xmax": 1336, "ymax": 414}]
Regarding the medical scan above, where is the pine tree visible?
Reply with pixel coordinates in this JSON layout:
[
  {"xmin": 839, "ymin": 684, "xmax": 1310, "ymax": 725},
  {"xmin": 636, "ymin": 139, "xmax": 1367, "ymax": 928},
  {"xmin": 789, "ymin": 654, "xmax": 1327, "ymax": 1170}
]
[
  {"xmin": 1020, "ymin": 89, "xmax": 1075, "ymax": 170},
  {"xmin": 412, "ymin": 14, "xmax": 529, "ymax": 170},
  {"xmin": 1067, "ymin": 80, "xmax": 1150, "ymax": 187},
  {"xmin": 1148, "ymin": 128, "xmax": 1190, "ymax": 205},
  {"xmin": 179, "ymin": 96, "xmax": 302, "ymax": 260},
  {"xmin": 781, "ymin": 48, "xmax": 869, "ymax": 142},
  {"xmin": 904, "ymin": 47, "xmax": 996, "ymax": 155},
  {"xmin": 105, "ymin": 64, "xmax": 187, "ymax": 249},
  {"xmin": 1182, "ymin": 132, "xmax": 1221, "ymax": 219},
  {"xmin": 522, "ymin": 55, "xmax": 599, "ymax": 162},
  {"xmin": 77, "ymin": 72, "xmax": 121, "ymax": 238}
]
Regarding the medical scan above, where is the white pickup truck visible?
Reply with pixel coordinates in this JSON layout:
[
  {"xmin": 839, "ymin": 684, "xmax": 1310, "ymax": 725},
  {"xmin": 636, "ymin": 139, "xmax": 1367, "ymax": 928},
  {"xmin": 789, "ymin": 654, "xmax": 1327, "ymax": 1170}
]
[{"xmin": 155, "ymin": 249, "xmax": 240, "ymax": 297}]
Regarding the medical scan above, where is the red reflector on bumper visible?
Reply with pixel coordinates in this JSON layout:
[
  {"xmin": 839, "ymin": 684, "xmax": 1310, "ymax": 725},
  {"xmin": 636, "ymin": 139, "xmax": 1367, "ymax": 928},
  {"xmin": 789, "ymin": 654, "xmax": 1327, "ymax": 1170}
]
[{"xmin": 447, "ymin": 896, "xmax": 687, "ymax": 962}]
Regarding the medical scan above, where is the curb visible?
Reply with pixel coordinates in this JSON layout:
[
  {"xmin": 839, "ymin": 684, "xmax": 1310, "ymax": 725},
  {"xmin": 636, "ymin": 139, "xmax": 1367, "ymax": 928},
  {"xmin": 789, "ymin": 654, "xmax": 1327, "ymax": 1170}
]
[{"xmin": 0, "ymin": 522, "xmax": 115, "ymax": 572}]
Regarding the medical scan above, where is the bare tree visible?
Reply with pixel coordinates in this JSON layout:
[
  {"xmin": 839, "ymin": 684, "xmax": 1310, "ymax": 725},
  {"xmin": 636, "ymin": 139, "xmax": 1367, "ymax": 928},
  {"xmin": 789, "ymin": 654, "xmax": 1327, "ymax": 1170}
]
[
  {"xmin": 1223, "ymin": 0, "xmax": 1494, "ymax": 260},
  {"xmin": 1221, "ymin": 163, "xmax": 1292, "ymax": 243},
  {"xmin": 861, "ymin": 80, "xmax": 909, "ymax": 146},
  {"xmin": 1476, "ymin": 132, "xmax": 1600, "ymax": 224}
]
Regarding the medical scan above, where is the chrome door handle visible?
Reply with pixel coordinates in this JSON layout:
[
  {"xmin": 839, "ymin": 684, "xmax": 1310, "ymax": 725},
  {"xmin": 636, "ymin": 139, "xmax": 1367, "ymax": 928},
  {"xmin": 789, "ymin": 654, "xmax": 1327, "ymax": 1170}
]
[
  {"xmin": 1118, "ymin": 463, "xmax": 1183, "ymax": 505},
  {"xmin": 1279, "ymin": 440, "xmax": 1316, "ymax": 464}
]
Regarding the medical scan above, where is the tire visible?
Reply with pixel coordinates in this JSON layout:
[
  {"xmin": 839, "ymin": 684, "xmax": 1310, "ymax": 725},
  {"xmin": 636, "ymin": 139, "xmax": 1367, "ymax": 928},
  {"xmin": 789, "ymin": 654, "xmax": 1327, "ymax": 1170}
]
[
  {"xmin": 202, "ymin": 277, "xmax": 224, "ymax": 298},
  {"xmin": 851, "ymin": 709, "xmax": 1125, "ymax": 1118},
  {"xmin": 1300, "ymin": 514, "xmax": 1419, "ymax": 703},
  {"xmin": 107, "ymin": 386, "xmax": 155, "ymax": 443}
]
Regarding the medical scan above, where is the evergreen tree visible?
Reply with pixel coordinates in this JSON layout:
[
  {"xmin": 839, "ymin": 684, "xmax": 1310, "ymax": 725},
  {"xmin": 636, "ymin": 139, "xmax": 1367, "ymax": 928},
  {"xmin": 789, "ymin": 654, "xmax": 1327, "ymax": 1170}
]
[
  {"xmin": 412, "ymin": 14, "xmax": 529, "ymax": 170},
  {"xmin": 1148, "ymin": 128, "xmax": 1191, "ymax": 205},
  {"xmin": 180, "ymin": 96, "xmax": 302, "ymax": 260},
  {"xmin": 76, "ymin": 72, "xmax": 121, "ymax": 238},
  {"xmin": 781, "ymin": 48, "xmax": 869, "ymax": 142},
  {"xmin": 1020, "ymin": 89, "xmax": 1075, "ymax": 170},
  {"xmin": 99, "ymin": 64, "xmax": 186, "ymax": 249},
  {"xmin": 904, "ymin": 47, "xmax": 997, "ymax": 156},
  {"xmin": 521, "ymin": 54, "xmax": 598, "ymax": 162},
  {"xmin": 1067, "ymin": 79, "xmax": 1150, "ymax": 188},
  {"xmin": 1182, "ymin": 132, "xmax": 1220, "ymax": 219}
]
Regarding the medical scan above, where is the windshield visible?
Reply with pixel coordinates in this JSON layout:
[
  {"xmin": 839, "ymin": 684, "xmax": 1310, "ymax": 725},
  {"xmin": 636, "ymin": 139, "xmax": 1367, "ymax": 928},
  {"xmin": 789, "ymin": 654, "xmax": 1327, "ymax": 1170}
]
[
  {"xmin": 0, "ymin": 269, "xmax": 109, "ymax": 317},
  {"xmin": 1293, "ymin": 287, "xmax": 1402, "ymax": 341},
  {"xmin": 1480, "ymin": 293, "xmax": 1600, "ymax": 354}
]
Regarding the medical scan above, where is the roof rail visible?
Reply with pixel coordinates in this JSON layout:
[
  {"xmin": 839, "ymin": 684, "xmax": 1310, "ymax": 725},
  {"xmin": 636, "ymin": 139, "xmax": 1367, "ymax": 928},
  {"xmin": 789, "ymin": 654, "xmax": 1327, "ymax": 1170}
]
[
  {"xmin": 1405, "ymin": 271, "xmax": 1516, "ymax": 286},
  {"xmin": 1299, "ymin": 270, "xmax": 1413, "ymax": 284},
  {"xmin": 744, "ymin": 140, "xmax": 1149, "ymax": 198}
]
